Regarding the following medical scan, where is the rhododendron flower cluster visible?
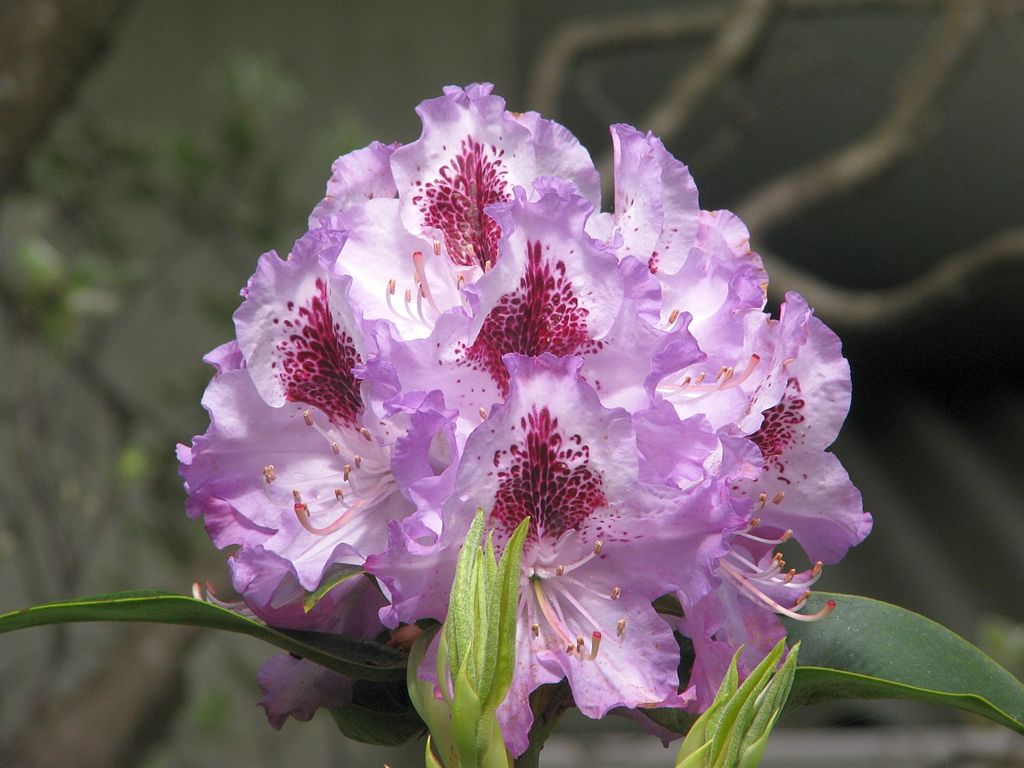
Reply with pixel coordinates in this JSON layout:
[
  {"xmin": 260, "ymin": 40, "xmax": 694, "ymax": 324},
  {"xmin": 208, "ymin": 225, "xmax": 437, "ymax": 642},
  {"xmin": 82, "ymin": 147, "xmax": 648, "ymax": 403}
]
[{"xmin": 178, "ymin": 84, "xmax": 870, "ymax": 754}]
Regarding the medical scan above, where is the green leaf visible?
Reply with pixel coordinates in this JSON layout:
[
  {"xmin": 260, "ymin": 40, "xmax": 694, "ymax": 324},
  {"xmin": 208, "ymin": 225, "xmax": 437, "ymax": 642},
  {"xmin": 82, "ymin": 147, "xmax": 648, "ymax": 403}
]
[
  {"xmin": 0, "ymin": 590, "xmax": 406, "ymax": 681},
  {"xmin": 488, "ymin": 517, "xmax": 529, "ymax": 714},
  {"xmin": 448, "ymin": 511, "xmax": 486, "ymax": 679},
  {"xmin": 783, "ymin": 592, "xmax": 1024, "ymax": 734},
  {"xmin": 329, "ymin": 704, "xmax": 424, "ymax": 746},
  {"xmin": 301, "ymin": 564, "xmax": 364, "ymax": 613}
]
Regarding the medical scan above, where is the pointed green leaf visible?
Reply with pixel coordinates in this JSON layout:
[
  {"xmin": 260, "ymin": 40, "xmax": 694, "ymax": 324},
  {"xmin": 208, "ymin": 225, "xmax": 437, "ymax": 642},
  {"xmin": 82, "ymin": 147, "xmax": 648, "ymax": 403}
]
[
  {"xmin": 783, "ymin": 592, "xmax": 1024, "ymax": 734},
  {"xmin": 425, "ymin": 735, "xmax": 448, "ymax": 768},
  {"xmin": 486, "ymin": 517, "xmax": 528, "ymax": 714},
  {"xmin": 0, "ymin": 590, "xmax": 406, "ymax": 680},
  {"xmin": 302, "ymin": 564, "xmax": 364, "ymax": 613},
  {"xmin": 448, "ymin": 510, "xmax": 486, "ymax": 679}
]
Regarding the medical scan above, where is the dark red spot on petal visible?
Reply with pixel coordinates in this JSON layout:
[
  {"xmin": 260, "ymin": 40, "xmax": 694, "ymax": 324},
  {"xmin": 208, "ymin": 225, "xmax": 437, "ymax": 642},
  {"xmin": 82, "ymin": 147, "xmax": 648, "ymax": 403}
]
[
  {"xmin": 277, "ymin": 278, "xmax": 363, "ymax": 426},
  {"xmin": 459, "ymin": 240, "xmax": 603, "ymax": 396},
  {"xmin": 413, "ymin": 135, "xmax": 509, "ymax": 269},
  {"xmin": 491, "ymin": 406, "xmax": 607, "ymax": 542},
  {"xmin": 749, "ymin": 377, "xmax": 806, "ymax": 476}
]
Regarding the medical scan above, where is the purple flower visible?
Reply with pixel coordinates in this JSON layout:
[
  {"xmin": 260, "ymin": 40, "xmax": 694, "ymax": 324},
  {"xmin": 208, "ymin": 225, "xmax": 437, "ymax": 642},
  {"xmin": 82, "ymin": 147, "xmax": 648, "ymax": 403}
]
[{"xmin": 180, "ymin": 83, "xmax": 870, "ymax": 746}]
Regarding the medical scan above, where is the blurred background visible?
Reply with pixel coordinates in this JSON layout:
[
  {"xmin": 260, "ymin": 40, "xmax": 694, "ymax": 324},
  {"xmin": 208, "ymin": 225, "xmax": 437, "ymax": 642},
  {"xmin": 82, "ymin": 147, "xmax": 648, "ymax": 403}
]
[{"xmin": 1, "ymin": 1, "xmax": 1022, "ymax": 766}]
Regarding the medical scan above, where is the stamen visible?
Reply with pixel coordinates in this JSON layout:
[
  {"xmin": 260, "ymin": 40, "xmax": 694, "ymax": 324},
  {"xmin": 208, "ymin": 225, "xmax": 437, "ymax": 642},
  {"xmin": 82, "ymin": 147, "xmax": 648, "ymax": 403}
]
[
  {"xmin": 668, "ymin": 308, "xmax": 681, "ymax": 325},
  {"xmin": 262, "ymin": 465, "xmax": 277, "ymax": 484},
  {"xmin": 410, "ymin": 250, "xmax": 442, "ymax": 316},
  {"xmin": 593, "ymin": 540, "xmax": 603, "ymax": 555},
  {"xmin": 331, "ymin": 442, "xmax": 341, "ymax": 455},
  {"xmin": 616, "ymin": 618, "xmax": 626, "ymax": 637},
  {"xmin": 749, "ymin": 517, "xmax": 761, "ymax": 529},
  {"xmin": 433, "ymin": 240, "xmax": 442, "ymax": 256},
  {"xmin": 456, "ymin": 274, "xmax": 466, "ymax": 289},
  {"xmin": 484, "ymin": 259, "xmax": 492, "ymax": 272},
  {"xmin": 359, "ymin": 427, "xmax": 372, "ymax": 441},
  {"xmin": 404, "ymin": 288, "xmax": 412, "ymax": 304},
  {"xmin": 354, "ymin": 454, "xmax": 362, "ymax": 468},
  {"xmin": 293, "ymin": 501, "xmax": 359, "ymax": 537},
  {"xmin": 555, "ymin": 565, "xmax": 565, "ymax": 576},
  {"xmin": 531, "ymin": 623, "xmax": 540, "ymax": 637},
  {"xmin": 292, "ymin": 489, "xmax": 303, "ymax": 503},
  {"xmin": 772, "ymin": 491, "xmax": 786, "ymax": 505},
  {"xmin": 387, "ymin": 278, "xmax": 396, "ymax": 295},
  {"xmin": 718, "ymin": 559, "xmax": 837, "ymax": 622},
  {"xmin": 303, "ymin": 410, "xmax": 314, "ymax": 426},
  {"xmin": 587, "ymin": 631, "xmax": 602, "ymax": 660},
  {"xmin": 757, "ymin": 492, "xmax": 768, "ymax": 509},
  {"xmin": 812, "ymin": 561, "xmax": 823, "ymax": 577},
  {"xmin": 575, "ymin": 636, "xmax": 585, "ymax": 655},
  {"xmin": 479, "ymin": 406, "xmax": 488, "ymax": 420},
  {"xmin": 343, "ymin": 464, "xmax": 352, "ymax": 481},
  {"xmin": 532, "ymin": 580, "xmax": 573, "ymax": 646},
  {"xmin": 784, "ymin": 569, "xmax": 796, "ymax": 582},
  {"xmin": 658, "ymin": 354, "xmax": 762, "ymax": 399},
  {"xmin": 610, "ymin": 586, "xmax": 621, "ymax": 600}
]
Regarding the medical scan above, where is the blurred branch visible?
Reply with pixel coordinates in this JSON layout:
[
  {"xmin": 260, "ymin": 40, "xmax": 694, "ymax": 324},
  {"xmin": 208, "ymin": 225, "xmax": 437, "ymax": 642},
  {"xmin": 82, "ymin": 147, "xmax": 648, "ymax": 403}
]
[
  {"xmin": 532, "ymin": 0, "xmax": 1019, "ymax": 330},
  {"xmin": 596, "ymin": 0, "xmax": 777, "ymax": 189},
  {"xmin": 759, "ymin": 227, "xmax": 1024, "ymax": 329},
  {"xmin": 527, "ymin": 7, "xmax": 726, "ymax": 116},
  {"xmin": 737, "ymin": 0, "xmax": 989, "ymax": 234},
  {"xmin": 0, "ymin": 0, "xmax": 133, "ymax": 195}
]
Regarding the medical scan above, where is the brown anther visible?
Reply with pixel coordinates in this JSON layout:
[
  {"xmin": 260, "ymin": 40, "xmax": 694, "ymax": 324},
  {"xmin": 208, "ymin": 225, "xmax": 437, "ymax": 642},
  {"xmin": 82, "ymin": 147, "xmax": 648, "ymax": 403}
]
[
  {"xmin": 456, "ymin": 274, "xmax": 466, "ymax": 289},
  {"xmin": 555, "ymin": 565, "xmax": 565, "ymax": 576},
  {"xmin": 404, "ymin": 288, "xmax": 413, "ymax": 303},
  {"xmin": 749, "ymin": 517, "xmax": 761, "ymax": 529},
  {"xmin": 780, "ymin": 528, "xmax": 794, "ymax": 543},
  {"xmin": 262, "ymin": 465, "xmax": 277, "ymax": 484},
  {"xmin": 772, "ymin": 491, "xmax": 786, "ymax": 505},
  {"xmin": 812, "ymin": 561, "xmax": 823, "ymax": 577},
  {"xmin": 292, "ymin": 489, "xmax": 303, "ymax": 503},
  {"xmin": 483, "ymin": 260, "xmax": 492, "ymax": 272},
  {"xmin": 680, "ymin": 376, "xmax": 691, "ymax": 387},
  {"xmin": 387, "ymin": 278, "xmax": 396, "ymax": 295},
  {"xmin": 616, "ymin": 618, "xmax": 626, "ymax": 637},
  {"xmin": 576, "ymin": 636, "xmax": 585, "ymax": 655},
  {"xmin": 668, "ymin": 308, "xmax": 681, "ymax": 325},
  {"xmin": 531, "ymin": 623, "xmax": 540, "ymax": 637},
  {"xmin": 610, "ymin": 586, "xmax": 621, "ymax": 600},
  {"xmin": 796, "ymin": 591, "xmax": 811, "ymax": 605},
  {"xmin": 772, "ymin": 552, "xmax": 785, "ymax": 565},
  {"xmin": 433, "ymin": 240, "xmax": 442, "ymax": 256},
  {"xmin": 343, "ymin": 464, "xmax": 353, "ymax": 481},
  {"xmin": 360, "ymin": 427, "xmax": 372, "ymax": 441},
  {"xmin": 757, "ymin": 492, "xmax": 768, "ymax": 509},
  {"xmin": 418, "ymin": 283, "xmax": 426, "ymax": 298},
  {"xmin": 785, "ymin": 568, "xmax": 797, "ymax": 582},
  {"xmin": 303, "ymin": 410, "xmax": 314, "ymax": 426},
  {"xmin": 354, "ymin": 455, "xmax": 362, "ymax": 468},
  {"xmin": 566, "ymin": 643, "xmax": 575, "ymax": 654},
  {"xmin": 335, "ymin": 488, "xmax": 344, "ymax": 502},
  {"xmin": 593, "ymin": 540, "xmax": 603, "ymax": 555},
  {"xmin": 331, "ymin": 442, "xmax": 341, "ymax": 455},
  {"xmin": 694, "ymin": 371, "xmax": 706, "ymax": 384},
  {"xmin": 479, "ymin": 406, "xmax": 488, "ymax": 420}
]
